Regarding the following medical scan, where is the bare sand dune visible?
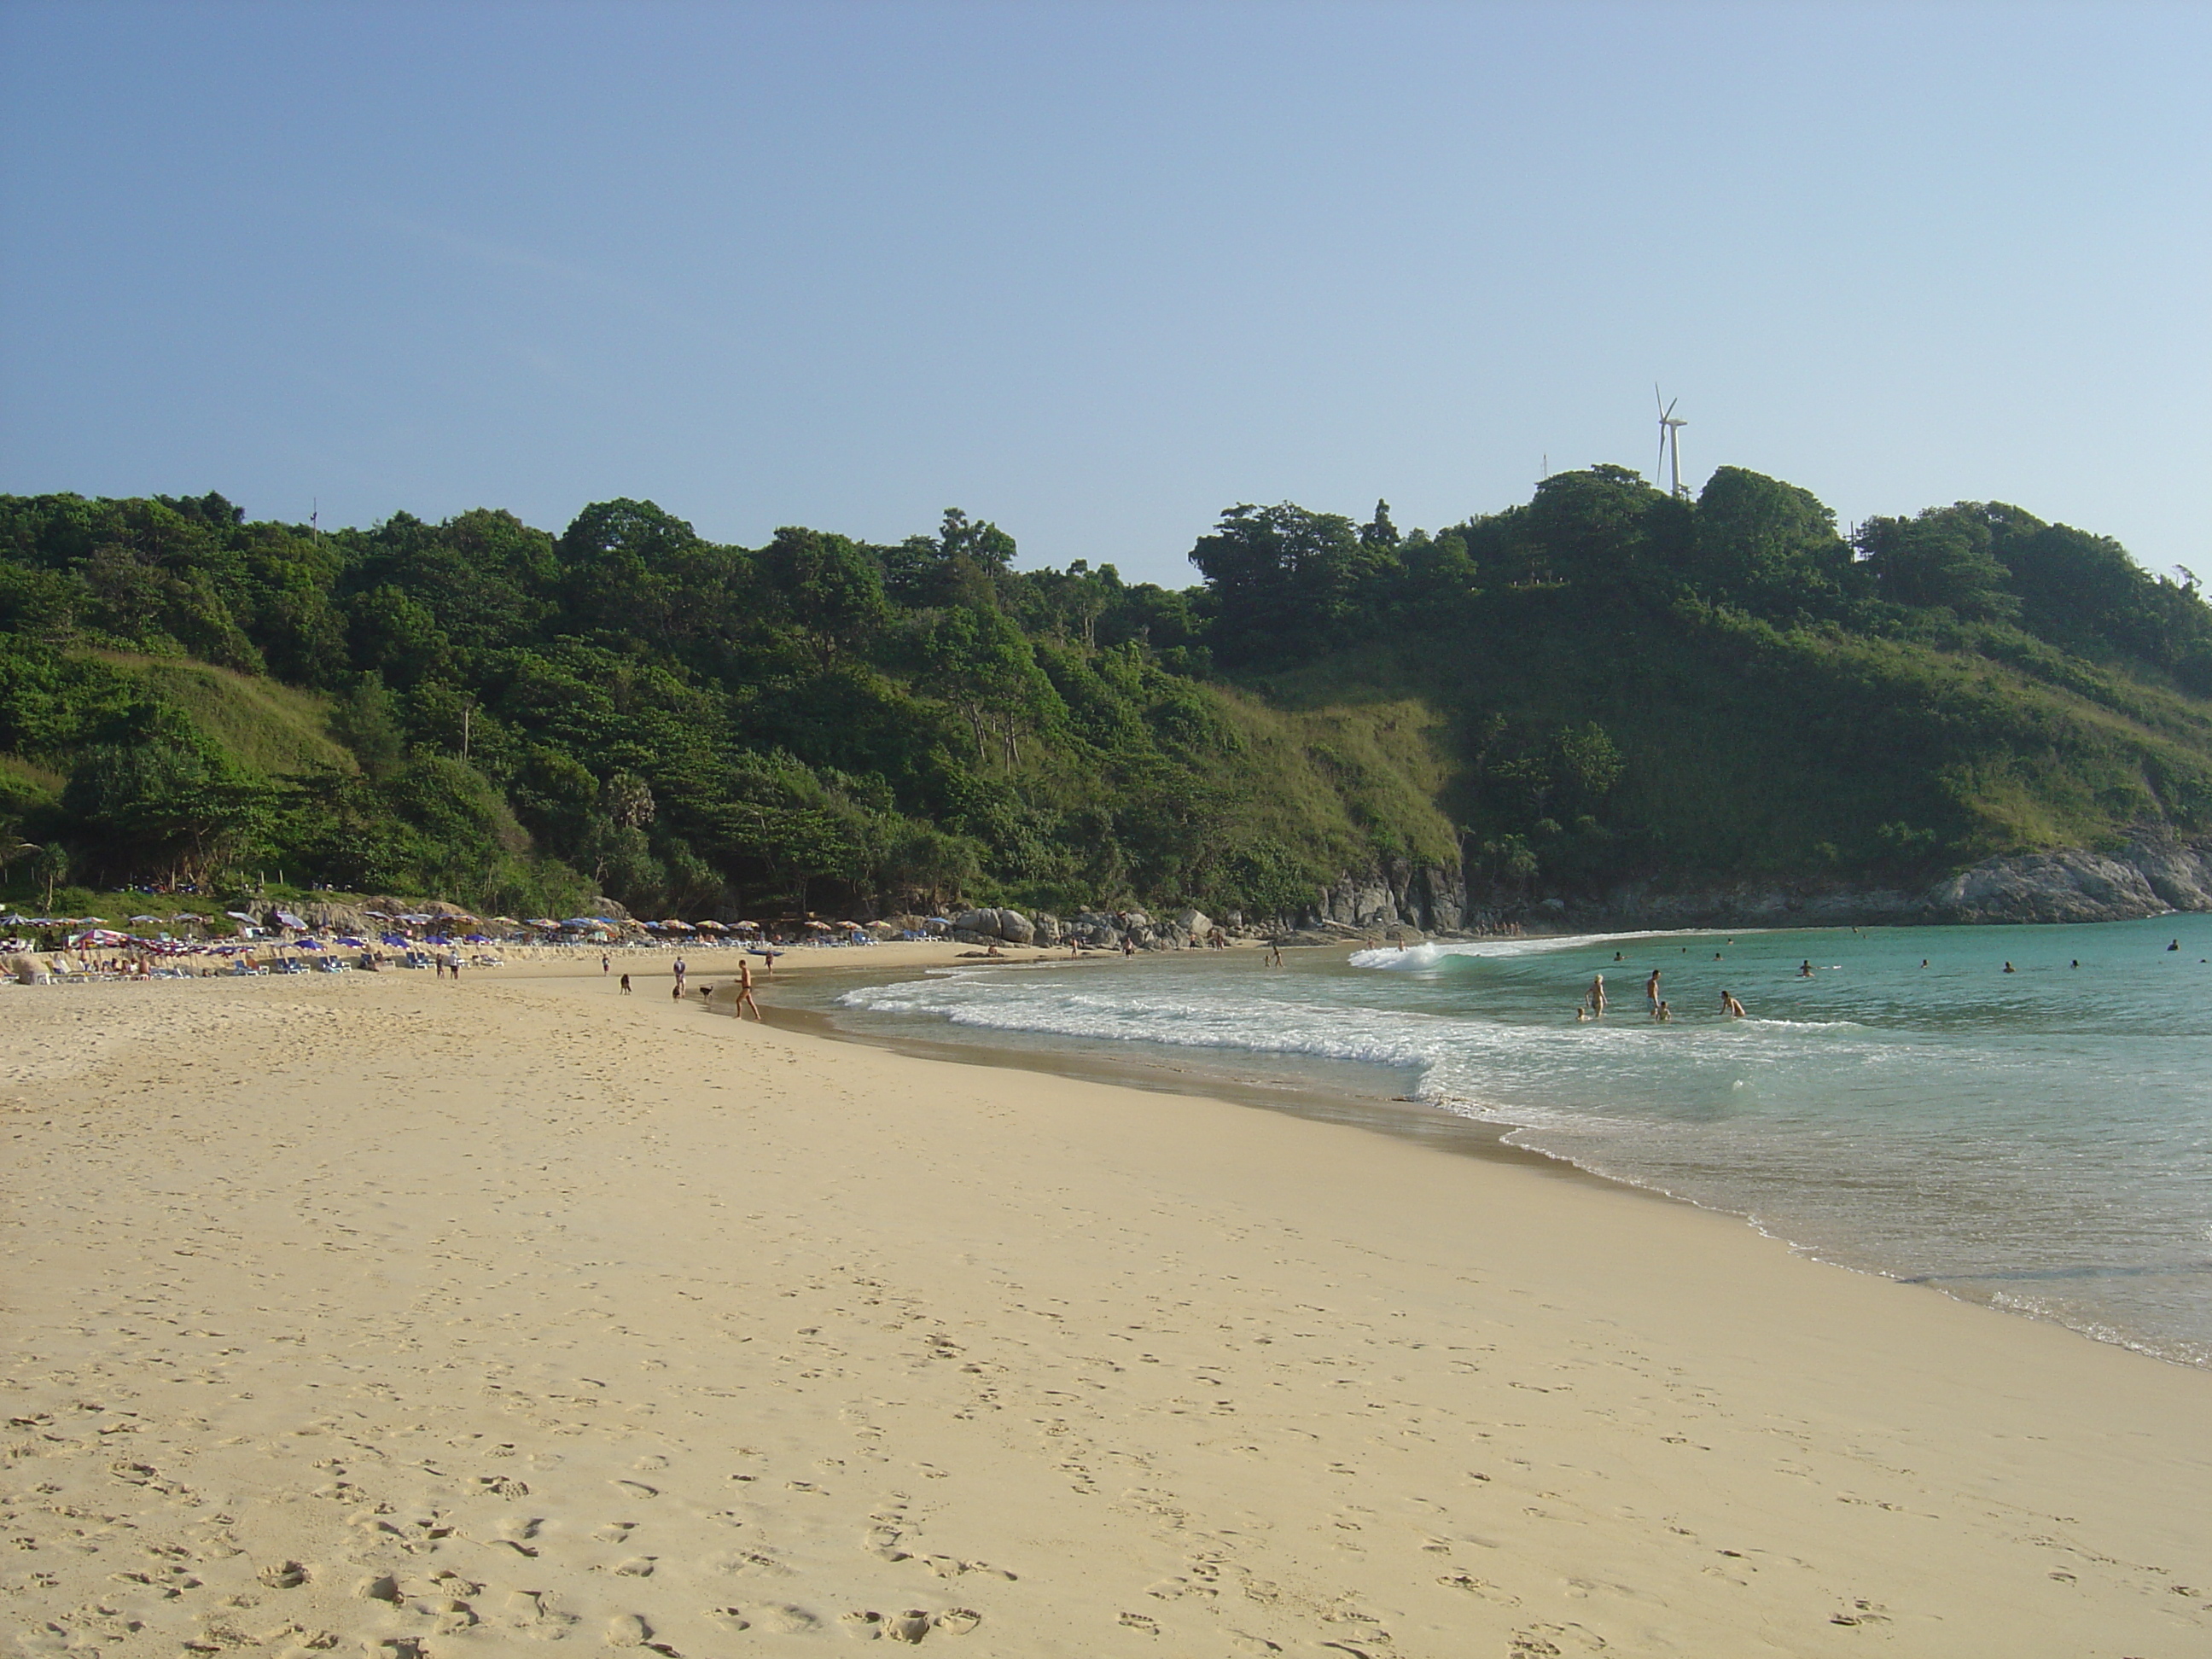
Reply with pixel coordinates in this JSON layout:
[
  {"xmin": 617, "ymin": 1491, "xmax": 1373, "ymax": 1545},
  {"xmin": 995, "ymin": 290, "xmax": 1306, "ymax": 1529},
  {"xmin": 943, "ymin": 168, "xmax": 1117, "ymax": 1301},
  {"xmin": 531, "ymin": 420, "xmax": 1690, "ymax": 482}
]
[{"xmin": 3, "ymin": 966, "xmax": 2207, "ymax": 1657}]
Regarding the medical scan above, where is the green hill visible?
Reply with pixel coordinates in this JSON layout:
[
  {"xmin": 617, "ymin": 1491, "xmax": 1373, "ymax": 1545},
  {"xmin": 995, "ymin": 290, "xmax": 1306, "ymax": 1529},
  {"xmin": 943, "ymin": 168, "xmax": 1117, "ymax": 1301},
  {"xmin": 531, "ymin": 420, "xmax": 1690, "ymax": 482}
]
[{"xmin": 0, "ymin": 472, "xmax": 2205, "ymax": 923}]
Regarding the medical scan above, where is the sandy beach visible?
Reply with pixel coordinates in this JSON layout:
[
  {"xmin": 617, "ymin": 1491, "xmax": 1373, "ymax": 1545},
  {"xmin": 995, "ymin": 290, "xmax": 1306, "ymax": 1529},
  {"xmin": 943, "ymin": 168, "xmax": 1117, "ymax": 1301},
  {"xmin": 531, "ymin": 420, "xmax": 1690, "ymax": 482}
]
[{"xmin": 4, "ymin": 952, "xmax": 2208, "ymax": 1658}]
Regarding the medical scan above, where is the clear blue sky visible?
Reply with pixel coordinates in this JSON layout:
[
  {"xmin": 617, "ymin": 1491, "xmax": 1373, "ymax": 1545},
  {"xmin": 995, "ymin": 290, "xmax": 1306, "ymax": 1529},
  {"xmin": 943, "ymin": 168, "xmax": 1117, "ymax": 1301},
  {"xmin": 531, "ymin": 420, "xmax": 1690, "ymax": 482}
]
[{"xmin": 3, "ymin": 0, "xmax": 2205, "ymax": 585}]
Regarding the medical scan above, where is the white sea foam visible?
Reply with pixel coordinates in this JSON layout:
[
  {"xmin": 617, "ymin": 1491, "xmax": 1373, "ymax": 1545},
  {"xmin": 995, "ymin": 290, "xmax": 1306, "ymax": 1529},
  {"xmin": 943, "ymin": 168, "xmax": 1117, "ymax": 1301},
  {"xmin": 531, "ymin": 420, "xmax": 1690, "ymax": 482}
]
[{"xmin": 1348, "ymin": 928, "xmax": 1750, "ymax": 969}]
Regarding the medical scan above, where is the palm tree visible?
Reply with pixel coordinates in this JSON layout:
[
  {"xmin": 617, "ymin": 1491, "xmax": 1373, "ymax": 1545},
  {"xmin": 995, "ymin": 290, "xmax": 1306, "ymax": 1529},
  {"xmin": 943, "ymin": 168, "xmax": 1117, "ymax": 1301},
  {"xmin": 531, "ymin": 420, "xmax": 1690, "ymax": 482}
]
[{"xmin": 33, "ymin": 843, "xmax": 69, "ymax": 912}]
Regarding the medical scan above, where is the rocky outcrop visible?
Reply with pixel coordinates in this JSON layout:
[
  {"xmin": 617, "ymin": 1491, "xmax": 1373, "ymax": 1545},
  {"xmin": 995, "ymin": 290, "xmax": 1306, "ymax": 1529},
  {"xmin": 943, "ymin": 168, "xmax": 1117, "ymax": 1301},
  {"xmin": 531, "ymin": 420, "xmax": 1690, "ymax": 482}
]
[
  {"xmin": 1279, "ymin": 834, "xmax": 2212, "ymax": 934},
  {"xmin": 950, "ymin": 907, "xmax": 1034, "ymax": 945},
  {"xmin": 1579, "ymin": 835, "xmax": 2212, "ymax": 929},
  {"xmin": 1295, "ymin": 858, "xmax": 1470, "ymax": 933},
  {"xmin": 1924, "ymin": 836, "xmax": 2212, "ymax": 924}
]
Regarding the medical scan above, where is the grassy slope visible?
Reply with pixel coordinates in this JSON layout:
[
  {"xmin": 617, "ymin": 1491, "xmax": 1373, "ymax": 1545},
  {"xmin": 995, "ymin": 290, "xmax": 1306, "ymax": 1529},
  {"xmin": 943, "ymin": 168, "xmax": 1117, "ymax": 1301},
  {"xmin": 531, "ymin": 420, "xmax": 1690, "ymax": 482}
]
[
  {"xmin": 1243, "ymin": 603, "xmax": 2212, "ymax": 882},
  {"xmin": 1204, "ymin": 689, "xmax": 1461, "ymax": 871},
  {"xmin": 87, "ymin": 651, "xmax": 354, "ymax": 777}
]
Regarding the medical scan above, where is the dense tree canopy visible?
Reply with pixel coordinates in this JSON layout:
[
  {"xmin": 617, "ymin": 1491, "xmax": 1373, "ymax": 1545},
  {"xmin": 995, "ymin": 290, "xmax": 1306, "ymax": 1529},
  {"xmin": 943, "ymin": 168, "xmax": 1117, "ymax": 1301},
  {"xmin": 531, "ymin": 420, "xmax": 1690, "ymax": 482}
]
[{"xmin": 0, "ymin": 461, "xmax": 2207, "ymax": 921}]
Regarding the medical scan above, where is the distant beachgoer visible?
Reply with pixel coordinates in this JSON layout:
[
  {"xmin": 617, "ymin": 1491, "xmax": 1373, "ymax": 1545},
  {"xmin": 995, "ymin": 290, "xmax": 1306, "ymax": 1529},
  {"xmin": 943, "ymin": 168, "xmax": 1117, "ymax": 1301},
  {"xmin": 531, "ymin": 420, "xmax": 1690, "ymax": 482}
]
[
  {"xmin": 2168, "ymin": 939, "xmax": 2180, "ymax": 952},
  {"xmin": 1122, "ymin": 937, "xmax": 1135, "ymax": 958},
  {"xmin": 601, "ymin": 952, "xmax": 610, "ymax": 975},
  {"xmin": 1644, "ymin": 969, "xmax": 1661, "ymax": 1011},
  {"xmin": 2003, "ymin": 961, "xmax": 2016, "ymax": 973},
  {"xmin": 1714, "ymin": 952, "xmax": 1723, "ymax": 960},
  {"xmin": 1722, "ymin": 991, "xmax": 1747, "ymax": 1019},
  {"xmin": 1921, "ymin": 958, "xmax": 1930, "ymax": 968},
  {"xmin": 2070, "ymin": 959, "xmax": 2080, "ymax": 969},
  {"xmin": 620, "ymin": 973, "xmax": 632, "ymax": 993},
  {"xmin": 1613, "ymin": 951, "xmax": 1624, "ymax": 963},
  {"xmin": 1656, "ymin": 1000, "xmax": 1672, "ymax": 1022},
  {"xmin": 1586, "ymin": 974, "xmax": 1607, "ymax": 1016},
  {"xmin": 1575, "ymin": 1005, "xmax": 1590, "ymax": 1022},
  {"xmin": 736, "ymin": 958, "xmax": 764, "ymax": 1021},
  {"xmin": 1798, "ymin": 959, "xmax": 1815, "ymax": 978},
  {"xmin": 1266, "ymin": 940, "xmax": 1284, "ymax": 968}
]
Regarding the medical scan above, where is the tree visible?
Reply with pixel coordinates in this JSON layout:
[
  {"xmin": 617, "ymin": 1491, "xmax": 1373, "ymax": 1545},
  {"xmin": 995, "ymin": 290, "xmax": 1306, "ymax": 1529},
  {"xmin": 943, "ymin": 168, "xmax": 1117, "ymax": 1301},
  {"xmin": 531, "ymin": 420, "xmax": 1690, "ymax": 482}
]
[
  {"xmin": 760, "ymin": 527, "xmax": 889, "ymax": 667},
  {"xmin": 1690, "ymin": 467, "xmax": 1855, "ymax": 615},
  {"xmin": 34, "ymin": 842, "xmax": 69, "ymax": 910},
  {"xmin": 1188, "ymin": 503, "xmax": 1398, "ymax": 667},
  {"xmin": 0, "ymin": 827, "xmax": 38, "ymax": 877},
  {"xmin": 1857, "ymin": 507, "xmax": 2018, "ymax": 620}
]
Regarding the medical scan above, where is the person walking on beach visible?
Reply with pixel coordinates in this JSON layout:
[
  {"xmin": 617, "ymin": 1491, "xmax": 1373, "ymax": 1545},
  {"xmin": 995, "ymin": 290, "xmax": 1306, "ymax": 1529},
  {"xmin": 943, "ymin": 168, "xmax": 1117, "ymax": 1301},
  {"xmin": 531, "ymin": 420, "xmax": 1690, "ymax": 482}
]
[
  {"xmin": 673, "ymin": 954, "xmax": 686, "ymax": 992},
  {"xmin": 1586, "ymin": 973, "xmax": 1607, "ymax": 1017},
  {"xmin": 1266, "ymin": 940, "xmax": 1284, "ymax": 968},
  {"xmin": 735, "ymin": 958, "xmax": 763, "ymax": 1021}
]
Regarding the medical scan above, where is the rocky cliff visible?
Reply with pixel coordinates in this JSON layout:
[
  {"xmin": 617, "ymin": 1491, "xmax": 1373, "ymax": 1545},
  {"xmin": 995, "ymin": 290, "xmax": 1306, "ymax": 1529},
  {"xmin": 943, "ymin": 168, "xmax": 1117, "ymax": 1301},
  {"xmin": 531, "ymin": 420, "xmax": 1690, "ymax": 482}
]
[{"xmin": 1285, "ymin": 834, "xmax": 2212, "ymax": 935}]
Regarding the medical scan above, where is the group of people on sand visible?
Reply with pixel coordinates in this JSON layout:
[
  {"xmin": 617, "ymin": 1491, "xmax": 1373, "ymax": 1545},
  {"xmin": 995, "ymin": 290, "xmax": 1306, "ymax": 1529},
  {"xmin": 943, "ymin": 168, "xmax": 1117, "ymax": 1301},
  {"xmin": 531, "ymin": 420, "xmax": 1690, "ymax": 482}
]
[
  {"xmin": 605, "ymin": 946, "xmax": 765, "ymax": 1020},
  {"xmin": 1577, "ymin": 968, "xmax": 1743, "ymax": 1023}
]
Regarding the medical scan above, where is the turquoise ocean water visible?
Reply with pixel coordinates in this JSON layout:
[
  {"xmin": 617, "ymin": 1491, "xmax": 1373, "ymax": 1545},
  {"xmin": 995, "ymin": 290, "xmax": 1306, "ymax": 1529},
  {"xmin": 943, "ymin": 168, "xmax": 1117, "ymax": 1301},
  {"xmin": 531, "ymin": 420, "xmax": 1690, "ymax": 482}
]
[{"xmin": 814, "ymin": 915, "xmax": 2212, "ymax": 1365}]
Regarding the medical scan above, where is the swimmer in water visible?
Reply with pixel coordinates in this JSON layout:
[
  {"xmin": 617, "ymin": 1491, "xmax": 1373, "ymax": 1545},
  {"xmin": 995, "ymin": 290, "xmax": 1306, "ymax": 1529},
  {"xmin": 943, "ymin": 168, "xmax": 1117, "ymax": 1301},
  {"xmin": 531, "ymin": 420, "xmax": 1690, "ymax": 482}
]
[
  {"xmin": 1586, "ymin": 973, "xmax": 1607, "ymax": 1017},
  {"xmin": 1575, "ymin": 1005, "xmax": 1590, "ymax": 1022},
  {"xmin": 1920, "ymin": 958, "xmax": 1930, "ymax": 968},
  {"xmin": 2003, "ymin": 961, "xmax": 2016, "ymax": 973},
  {"xmin": 1721, "ymin": 990, "xmax": 1747, "ymax": 1019},
  {"xmin": 2070, "ymin": 958, "xmax": 2080, "ymax": 969},
  {"xmin": 1798, "ymin": 959, "xmax": 1815, "ymax": 978},
  {"xmin": 1656, "ymin": 1000, "xmax": 1672, "ymax": 1022}
]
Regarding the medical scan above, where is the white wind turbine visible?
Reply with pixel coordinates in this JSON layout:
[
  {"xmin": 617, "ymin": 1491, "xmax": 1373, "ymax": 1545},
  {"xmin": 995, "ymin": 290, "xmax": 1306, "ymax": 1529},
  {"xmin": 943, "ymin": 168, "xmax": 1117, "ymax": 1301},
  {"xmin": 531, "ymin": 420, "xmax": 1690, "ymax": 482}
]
[{"xmin": 1655, "ymin": 385, "xmax": 1688, "ymax": 498}]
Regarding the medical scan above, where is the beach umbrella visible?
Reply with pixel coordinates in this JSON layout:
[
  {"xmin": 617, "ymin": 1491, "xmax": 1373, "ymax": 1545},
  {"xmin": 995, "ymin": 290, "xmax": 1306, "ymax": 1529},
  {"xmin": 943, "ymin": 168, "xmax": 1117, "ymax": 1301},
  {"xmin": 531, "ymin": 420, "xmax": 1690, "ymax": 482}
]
[
  {"xmin": 337, "ymin": 936, "xmax": 366, "ymax": 946},
  {"xmin": 225, "ymin": 911, "xmax": 257, "ymax": 923},
  {"xmin": 295, "ymin": 938, "xmax": 324, "ymax": 951},
  {"xmin": 128, "ymin": 914, "xmax": 162, "ymax": 923},
  {"xmin": 0, "ymin": 913, "xmax": 35, "ymax": 927},
  {"xmin": 661, "ymin": 918, "xmax": 696, "ymax": 932},
  {"xmin": 525, "ymin": 917, "xmax": 559, "ymax": 928}
]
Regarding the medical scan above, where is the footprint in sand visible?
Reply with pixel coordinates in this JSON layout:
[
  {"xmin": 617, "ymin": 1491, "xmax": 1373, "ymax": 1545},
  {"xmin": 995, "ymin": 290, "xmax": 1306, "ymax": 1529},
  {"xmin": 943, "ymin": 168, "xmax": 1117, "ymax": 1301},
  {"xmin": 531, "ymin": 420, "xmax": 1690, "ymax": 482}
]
[
  {"xmin": 1438, "ymin": 1573, "xmax": 1520, "ymax": 1606},
  {"xmin": 611, "ymin": 1479, "xmax": 660, "ymax": 1500},
  {"xmin": 593, "ymin": 1522, "xmax": 637, "ymax": 1544},
  {"xmin": 747, "ymin": 1605, "xmax": 818, "ymax": 1635},
  {"xmin": 604, "ymin": 1613, "xmax": 650, "ymax": 1647},
  {"xmin": 257, "ymin": 1561, "xmax": 309, "ymax": 1589}
]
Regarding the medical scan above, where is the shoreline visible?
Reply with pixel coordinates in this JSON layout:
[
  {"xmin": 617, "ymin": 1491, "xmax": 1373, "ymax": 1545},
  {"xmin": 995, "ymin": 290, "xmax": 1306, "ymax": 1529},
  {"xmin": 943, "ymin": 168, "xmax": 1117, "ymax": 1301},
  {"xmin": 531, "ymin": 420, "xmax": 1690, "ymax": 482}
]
[
  {"xmin": 736, "ymin": 940, "xmax": 2212, "ymax": 1373},
  {"xmin": 6, "ymin": 955, "xmax": 2210, "ymax": 1653}
]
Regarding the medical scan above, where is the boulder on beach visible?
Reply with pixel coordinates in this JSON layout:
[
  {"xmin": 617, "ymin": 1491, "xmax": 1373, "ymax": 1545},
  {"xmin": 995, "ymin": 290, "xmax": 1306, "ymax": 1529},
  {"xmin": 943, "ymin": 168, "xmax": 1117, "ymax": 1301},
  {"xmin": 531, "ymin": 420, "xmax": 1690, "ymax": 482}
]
[{"xmin": 951, "ymin": 908, "xmax": 1034, "ymax": 945}]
